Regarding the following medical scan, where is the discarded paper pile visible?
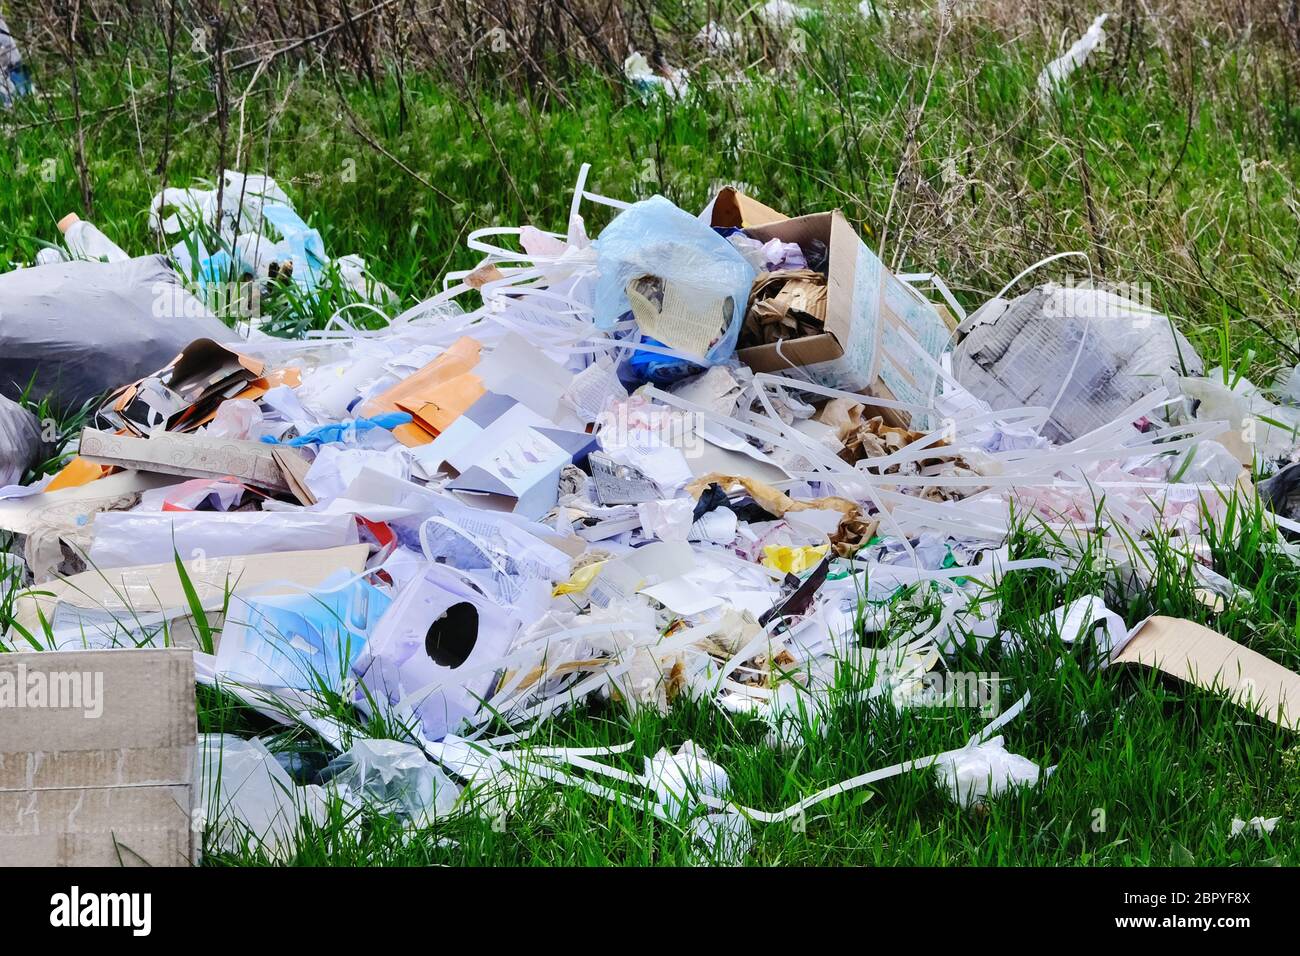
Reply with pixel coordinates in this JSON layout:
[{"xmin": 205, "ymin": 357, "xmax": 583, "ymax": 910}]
[{"xmin": 3, "ymin": 166, "xmax": 1300, "ymax": 866}]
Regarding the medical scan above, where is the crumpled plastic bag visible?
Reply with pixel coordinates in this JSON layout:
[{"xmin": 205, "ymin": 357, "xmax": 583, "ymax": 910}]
[
  {"xmin": 1178, "ymin": 373, "xmax": 1300, "ymax": 466},
  {"xmin": 206, "ymin": 397, "xmax": 265, "ymax": 440},
  {"xmin": 0, "ymin": 394, "xmax": 41, "ymax": 486},
  {"xmin": 1258, "ymin": 461, "xmax": 1300, "ymax": 523},
  {"xmin": 0, "ymin": 255, "xmax": 238, "ymax": 413},
  {"xmin": 1170, "ymin": 439, "xmax": 1244, "ymax": 484},
  {"xmin": 594, "ymin": 196, "xmax": 755, "ymax": 365},
  {"xmin": 326, "ymin": 738, "xmax": 462, "ymax": 824},
  {"xmin": 954, "ymin": 283, "xmax": 1202, "ymax": 444},
  {"xmin": 934, "ymin": 736, "xmax": 1042, "ymax": 807},
  {"xmin": 645, "ymin": 740, "xmax": 751, "ymax": 864},
  {"xmin": 86, "ymin": 509, "xmax": 359, "ymax": 569},
  {"xmin": 623, "ymin": 51, "xmax": 688, "ymax": 99},
  {"xmin": 195, "ymin": 735, "xmax": 330, "ymax": 860},
  {"xmin": 1038, "ymin": 13, "xmax": 1109, "ymax": 97}
]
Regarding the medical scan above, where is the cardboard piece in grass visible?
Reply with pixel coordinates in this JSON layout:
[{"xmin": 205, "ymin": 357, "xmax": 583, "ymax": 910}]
[
  {"xmin": 1114, "ymin": 616, "xmax": 1300, "ymax": 730},
  {"xmin": 0, "ymin": 647, "xmax": 196, "ymax": 866},
  {"xmin": 738, "ymin": 211, "xmax": 951, "ymax": 428}
]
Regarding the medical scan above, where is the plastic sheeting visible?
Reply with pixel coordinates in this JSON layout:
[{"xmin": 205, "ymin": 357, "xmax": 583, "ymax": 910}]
[{"xmin": 953, "ymin": 283, "xmax": 1203, "ymax": 443}]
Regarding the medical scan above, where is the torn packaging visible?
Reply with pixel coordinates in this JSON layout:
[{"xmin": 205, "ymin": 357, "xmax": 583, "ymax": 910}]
[
  {"xmin": 0, "ymin": 648, "xmax": 196, "ymax": 866},
  {"xmin": 99, "ymin": 337, "xmax": 266, "ymax": 436},
  {"xmin": 744, "ymin": 269, "xmax": 828, "ymax": 347},
  {"xmin": 353, "ymin": 563, "xmax": 522, "ymax": 741},
  {"xmin": 361, "ymin": 336, "xmax": 484, "ymax": 446},
  {"xmin": 705, "ymin": 186, "xmax": 790, "ymax": 230},
  {"xmin": 738, "ymin": 211, "xmax": 951, "ymax": 427},
  {"xmin": 216, "ymin": 573, "xmax": 392, "ymax": 693},
  {"xmin": 589, "ymin": 451, "xmax": 659, "ymax": 505},
  {"xmin": 419, "ymin": 391, "xmax": 598, "ymax": 519}
]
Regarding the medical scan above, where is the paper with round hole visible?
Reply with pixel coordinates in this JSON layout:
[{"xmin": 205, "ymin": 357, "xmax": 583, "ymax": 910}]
[{"xmin": 351, "ymin": 563, "xmax": 523, "ymax": 742}]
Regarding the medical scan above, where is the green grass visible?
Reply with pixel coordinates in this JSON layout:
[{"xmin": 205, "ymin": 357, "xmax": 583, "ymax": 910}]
[{"xmin": 3, "ymin": 2, "xmax": 1300, "ymax": 865}]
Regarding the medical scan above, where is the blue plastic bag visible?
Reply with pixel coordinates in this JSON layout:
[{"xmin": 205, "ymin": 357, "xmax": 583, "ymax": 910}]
[{"xmin": 594, "ymin": 196, "xmax": 755, "ymax": 378}]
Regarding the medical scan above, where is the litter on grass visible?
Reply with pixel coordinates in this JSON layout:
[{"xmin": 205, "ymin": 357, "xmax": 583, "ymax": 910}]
[{"xmin": 3, "ymin": 164, "xmax": 1300, "ymax": 864}]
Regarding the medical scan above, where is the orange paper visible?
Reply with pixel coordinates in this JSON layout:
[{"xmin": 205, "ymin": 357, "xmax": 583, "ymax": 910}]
[
  {"xmin": 363, "ymin": 336, "xmax": 483, "ymax": 446},
  {"xmin": 45, "ymin": 456, "xmax": 109, "ymax": 492}
]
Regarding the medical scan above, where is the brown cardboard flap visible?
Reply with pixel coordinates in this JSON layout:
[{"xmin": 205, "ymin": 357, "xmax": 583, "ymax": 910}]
[
  {"xmin": 737, "ymin": 332, "xmax": 843, "ymax": 373},
  {"xmin": 709, "ymin": 187, "xmax": 789, "ymax": 228},
  {"xmin": 1115, "ymin": 616, "xmax": 1300, "ymax": 730}
]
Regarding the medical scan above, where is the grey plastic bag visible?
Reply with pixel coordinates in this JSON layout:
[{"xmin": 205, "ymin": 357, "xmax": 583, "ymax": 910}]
[
  {"xmin": 0, "ymin": 393, "xmax": 41, "ymax": 486},
  {"xmin": 0, "ymin": 255, "xmax": 239, "ymax": 413}
]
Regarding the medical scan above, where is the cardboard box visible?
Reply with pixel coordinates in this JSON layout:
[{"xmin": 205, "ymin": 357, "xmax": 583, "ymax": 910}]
[
  {"xmin": 738, "ymin": 211, "xmax": 951, "ymax": 426},
  {"xmin": 0, "ymin": 648, "xmax": 196, "ymax": 866}
]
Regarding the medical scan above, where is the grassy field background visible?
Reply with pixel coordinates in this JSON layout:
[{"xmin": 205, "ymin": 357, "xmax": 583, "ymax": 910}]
[{"xmin": 2, "ymin": 0, "xmax": 1300, "ymax": 865}]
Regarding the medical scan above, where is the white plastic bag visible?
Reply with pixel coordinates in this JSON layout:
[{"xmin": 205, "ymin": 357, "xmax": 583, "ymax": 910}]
[
  {"xmin": 87, "ymin": 510, "xmax": 359, "ymax": 568},
  {"xmin": 934, "ymin": 736, "xmax": 1041, "ymax": 807},
  {"xmin": 594, "ymin": 196, "xmax": 755, "ymax": 365},
  {"xmin": 195, "ymin": 735, "xmax": 329, "ymax": 859}
]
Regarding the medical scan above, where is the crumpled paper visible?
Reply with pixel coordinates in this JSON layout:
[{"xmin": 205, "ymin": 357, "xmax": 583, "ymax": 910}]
[{"xmin": 742, "ymin": 269, "xmax": 828, "ymax": 348}]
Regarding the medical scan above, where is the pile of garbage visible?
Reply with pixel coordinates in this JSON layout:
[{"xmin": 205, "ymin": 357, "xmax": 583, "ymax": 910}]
[{"xmin": 3, "ymin": 165, "xmax": 1299, "ymax": 864}]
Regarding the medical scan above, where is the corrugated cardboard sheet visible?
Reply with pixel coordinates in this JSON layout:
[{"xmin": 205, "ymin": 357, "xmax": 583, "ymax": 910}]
[{"xmin": 0, "ymin": 648, "xmax": 196, "ymax": 866}]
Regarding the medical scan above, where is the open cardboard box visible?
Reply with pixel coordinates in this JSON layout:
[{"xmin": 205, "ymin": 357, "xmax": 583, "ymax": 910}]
[{"xmin": 737, "ymin": 210, "xmax": 952, "ymax": 428}]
